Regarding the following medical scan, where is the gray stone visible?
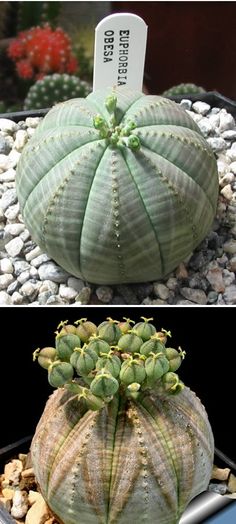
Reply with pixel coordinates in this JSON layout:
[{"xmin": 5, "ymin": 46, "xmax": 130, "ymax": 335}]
[
  {"xmin": 75, "ymin": 286, "xmax": 92, "ymax": 304},
  {"xmin": 39, "ymin": 280, "xmax": 58, "ymax": 294},
  {"xmin": 222, "ymin": 269, "xmax": 235, "ymax": 287},
  {"xmin": 0, "ymin": 135, "xmax": 11, "ymax": 154},
  {"xmin": 223, "ymin": 239, "xmax": 236, "ymax": 254},
  {"xmin": 38, "ymin": 291, "xmax": 54, "ymax": 304},
  {"xmin": 197, "ymin": 117, "xmax": 213, "ymax": 137},
  {"xmin": 206, "ymin": 264, "xmax": 225, "ymax": 293},
  {"xmin": 29, "ymin": 266, "xmax": 38, "ymax": 278},
  {"xmin": 20, "ymin": 228, "xmax": 30, "ymax": 242},
  {"xmin": 228, "ymin": 255, "xmax": 236, "ymax": 272},
  {"xmin": 153, "ymin": 282, "xmax": 170, "ymax": 300},
  {"xmin": 0, "ymin": 290, "xmax": 12, "ymax": 304},
  {"xmin": 0, "ymin": 188, "xmax": 17, "ymax": 211},
  {"xmin": 14, "ymin": 260, "xmax": 31, "ymax": 275},
  {"xmin": 31, "ymin": 253, "xmax": 51, "ymax": 267},
  {"xmin": 180, "ymin": 287, "xmax": 207, "ymax": 304},
  {"xmin": 176, "ymin": 299, "xmax": 195, "ymax": 305},
  {"xmin": 38, "ymin": 261, "xmax": 69, "ymax": 282},
  {"xmin": 0, "ymin": 273, "xmax": 14, "ymax": 290},
  {"xmin": 207, "ymin": 291, "xmax": 218, "ymax": 304},
  {"xmin": 7, "ymin": 280, "xmax": 20, "ymax": 294},
  {"xmin": 46, "ymin": 294, "xmax": 67, "ymax": 305},
  {"xmin": 166, "ymin": 277, "xmax": 178, "ymax": 291},
  {"xmin": 207, "ymin": 137, "xmax": 227, "ymax": 152},
  {"xmin": 223, "ymin": 285, "xmax": 236, "ymax": 304},
  {"xmin": 96, "ymin": 286, "xmax": 113, "ymax": 303},
  {"xmin": 5, "ymin": 236, "xmax": 24, "ymax": 257},
  {"xmin": 67, "ymin": 276, "xmax": 85, "ymax": 293},
  {"xmin": 208, "ymin": 483, "xmax": 227, "ymax": 495}
]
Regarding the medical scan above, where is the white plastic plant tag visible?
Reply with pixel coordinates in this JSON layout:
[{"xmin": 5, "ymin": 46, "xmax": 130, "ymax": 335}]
[{"xmin": 93, "ymin": 13, "xmax": 147, "ymax": 92}]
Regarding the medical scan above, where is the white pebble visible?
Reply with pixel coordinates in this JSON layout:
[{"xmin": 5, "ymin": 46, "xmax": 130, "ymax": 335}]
[
  {"xmin": 226, "ymin": 142, "xmax": 236, "ymax": 162},
  {"xmin": 220, "ymin": 184, "xmax": 233, "ymax": 200},
  {"xmin": 5, "ymin": 223, "xmax": 25, "ymax": 236},
  {"xmin": 0, "ymin": 273, "xmax": 14, "ymax": 289},
  {"xmin": 11, "ymin": 490, "xmax": 28, "ymax": 519},
  {"xmin": 20, "ymin": 281, "xmax": 39, "ymax": 297},
  {"xmin": 223, "ymin": 239, "xmax": 236, "ymax": 254},
  {"xmin": 229, "ymin": 161, "xmax": 236, "ymax": 175},
  {"xmin": 0, "ymin": 290, "xmax": 12, "ymax": 304},
  {"xmin": 25, "ymin": 245, "xmax": 42, "ymax": 261},
  {"xmin": 25, "ymin": 117, "xmax": 41, "ymax": 128},
  {"xmin": 179, "ymin": 99, "xmax": 192, "ymax": 111},
  {"xmin": 12, "ymin": 291, "xmax": 25, "ymax": 304},
  {"xmin": 4, "ymin": 202, "xmax": 19, "ymax": 220},
  {"xmin": 192, "ymin": 101, "xmax": 210, "ymax": 115},
  {"xmin": 219, "ymin": 110, "xmax": 235, "ymax": 132},
  {"xmin": 5, "ymin": 236, "xmax": 24, "ymax": 257},
  {"xmin": 0, "ymin": 118, "xmax": 18, "ymax": 133},
  {"xmin": 0, "ymin": 154, "xmax": 12, "ymax": 172},
  {"xmin": 0, "ymin": 168, "xmax": 16, "ymax": 182},
  {"xmin": 59, "ymin": 284, "xmax": 78, "ymax": 300},
  {"xmin": 0, "ymin": 258, "xmax": 13, "ymax": 273},
  {"xmin": 14, "ymin": 129, "xmax": 28, "ymax": 151}
]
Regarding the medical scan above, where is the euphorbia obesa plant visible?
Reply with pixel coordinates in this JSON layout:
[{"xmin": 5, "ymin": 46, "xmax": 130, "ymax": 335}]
[
  {"xmin": 15, "ymin": 87, "xmax": 219, "ymax": 285},
  {"xmin": 32, "ymin": 317, "xmax": 214, "ymax": 524}
]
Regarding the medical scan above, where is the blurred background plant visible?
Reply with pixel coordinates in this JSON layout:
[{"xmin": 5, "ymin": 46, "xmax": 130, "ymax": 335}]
[{"xmin": 0, "ymin": 1, "xmax": 107, "ymax": 112}]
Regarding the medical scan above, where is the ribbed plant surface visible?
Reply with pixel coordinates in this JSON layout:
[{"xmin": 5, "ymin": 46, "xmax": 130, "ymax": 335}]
[
  {"xmin": 31, "ymin": 386, "xmax": 214, "ymax": 524},
  {"xmin": 16, "ymin": 87, "xmax": 219, "ymax": 284}
]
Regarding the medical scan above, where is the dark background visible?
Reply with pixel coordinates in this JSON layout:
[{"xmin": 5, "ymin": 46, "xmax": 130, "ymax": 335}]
[
  {"xmin": 0, "ymin": 306, "xmax": 234, "ymax": 462},
  {"xmin": 111, "ymin": 1, "xmax": 236, "ymax": 99}
]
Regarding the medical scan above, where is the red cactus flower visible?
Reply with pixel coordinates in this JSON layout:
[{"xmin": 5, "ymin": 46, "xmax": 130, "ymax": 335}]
[
  {"xmin": 16, "ymin": 59, "xmax": 34, "ymax": 79},
  {"xmin": 7, "ymin": 24, "xmax": 79, "ymax": 80}
]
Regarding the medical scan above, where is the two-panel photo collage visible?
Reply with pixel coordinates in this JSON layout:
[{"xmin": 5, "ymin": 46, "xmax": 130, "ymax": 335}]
[{"xmin": 0, "ymin": 2, "xmax": 236, "ymax": 524}]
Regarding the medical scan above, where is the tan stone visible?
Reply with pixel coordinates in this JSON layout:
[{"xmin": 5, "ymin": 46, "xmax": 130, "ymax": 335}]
[
  {"xmin": 4, "ymin": 459, "xmax": 23, "ymax": 486},
  {"xmin": 25, "ymin": 496, "xmax": 50, "ymax": 524},
  {"xmin": 28, "ymin": 490, "xmax": 44, "ymax": 506},
  {"xmin": 228, "ymin": 473, "xmax": 236, "ymax": 493},
  {"xmin": 2, "ymin": 487, "xmax": 14, "ymax": 500},
  {"xmin": 11, "ymin": 489, "xmax": 28, "ymax": 519},
  {"xmin": 176, "ymin": 262, "xmax": 188, "ymax": 279},
  {"xmin": 21, "ymin": 468, "xmax": 34, "ymax": 478},
  {"xmin": 211, "ymin": 466, "xmax": 230, "ymax": 481}
]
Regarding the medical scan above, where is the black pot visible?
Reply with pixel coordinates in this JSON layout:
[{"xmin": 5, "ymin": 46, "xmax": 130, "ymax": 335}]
[{"xmin": 0, "ymin": 90, "xmax": 236, "ymax": 122}]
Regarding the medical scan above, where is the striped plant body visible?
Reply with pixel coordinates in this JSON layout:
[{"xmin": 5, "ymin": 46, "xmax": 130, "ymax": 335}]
[
  {"xmin": 16, "ymin": 87, "xmax": 219, "ymax": 284},
  {"xmin": 32, "ymin": 317, "xmax": 214, "ymax": 524}
]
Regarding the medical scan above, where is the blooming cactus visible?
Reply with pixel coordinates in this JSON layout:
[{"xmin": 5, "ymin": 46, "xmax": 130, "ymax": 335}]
[
  {"xmin": 16, "ymin": 87, "xmax": 218, "ymax": 284},
  {"xmin": 31, "ymin": 317, "xmax": 214, "ymax": 524}
]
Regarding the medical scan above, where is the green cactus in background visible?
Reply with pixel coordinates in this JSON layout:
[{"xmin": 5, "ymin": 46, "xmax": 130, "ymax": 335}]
[
  {"xmin": 23, "ymin": 73, "xmax": 91, "ymax": 110},
  {"xmin": 32, "ymin": 316, "xmax": 214, "ymax": 524},
  {"xmin": 162, "ymin": 83, "xmax": 206, "ymax": 97},
  {"xmin": 16, "ymin": 87, "xmax": 219, "ymax": 285},
  {"xmin": 17, "ymin": 1, "xmax": 61, "ymax": 31}
]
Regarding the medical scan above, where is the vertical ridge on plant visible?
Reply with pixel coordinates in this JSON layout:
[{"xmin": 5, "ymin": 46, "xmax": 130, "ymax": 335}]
[
  {"xmin": 31, "ymin": 316, "xmax": 214, "ymax": 524},
  {"xmin": 16, "ymin": 87, "xmax": 219, "ymax": 284}
]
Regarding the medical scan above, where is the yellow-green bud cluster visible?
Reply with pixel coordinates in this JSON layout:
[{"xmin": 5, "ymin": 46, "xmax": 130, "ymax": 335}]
[
  {"xmin": 93, "ymin": 94, "xmax": 141, "ymax": 150},
  {"xmin": 34, "ymin": 316, "xmax": 185, "ymax": 411}
]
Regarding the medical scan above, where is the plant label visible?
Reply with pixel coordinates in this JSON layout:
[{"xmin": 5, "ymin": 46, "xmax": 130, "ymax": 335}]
[{"xmin": 93, "ymin": 13, "xmax": 148, "ymax": 92}]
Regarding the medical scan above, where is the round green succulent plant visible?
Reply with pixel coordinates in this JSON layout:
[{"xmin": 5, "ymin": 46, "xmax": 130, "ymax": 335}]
[
  {"xmin": 32, "ymin": 316, "xmax": 214, "ymax": 524},
  {"xmin": 16, "ymin": 87, "xmax": 218, "ymax": 284}
]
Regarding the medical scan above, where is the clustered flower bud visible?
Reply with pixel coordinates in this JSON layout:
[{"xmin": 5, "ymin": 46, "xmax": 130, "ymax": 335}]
[{"xmin": 34, "ymin": 317, "xmax": 186, "ymax": 411}]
